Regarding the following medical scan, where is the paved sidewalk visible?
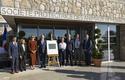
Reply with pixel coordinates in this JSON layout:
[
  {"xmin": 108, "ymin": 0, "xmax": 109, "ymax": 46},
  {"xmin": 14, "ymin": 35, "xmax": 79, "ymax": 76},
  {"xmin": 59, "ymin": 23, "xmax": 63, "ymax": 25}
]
[{"xmin": 0, "ymin": 61, "xmax": 125, "ymax": 80}]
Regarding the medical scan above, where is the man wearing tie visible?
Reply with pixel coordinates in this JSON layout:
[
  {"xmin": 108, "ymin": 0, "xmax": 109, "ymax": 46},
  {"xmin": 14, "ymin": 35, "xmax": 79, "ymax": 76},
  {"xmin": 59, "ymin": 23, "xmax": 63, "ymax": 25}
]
[
  {"xmin": 83, "ymin": 34, "xmax": 92, "ymax": 66},
  {"xmin": 9, "ymin": 36, "xmax": 19, "ymax": 74},
  {"xmin": 39, "ymin": 34, "xmax": 47, "ymax": 68}
]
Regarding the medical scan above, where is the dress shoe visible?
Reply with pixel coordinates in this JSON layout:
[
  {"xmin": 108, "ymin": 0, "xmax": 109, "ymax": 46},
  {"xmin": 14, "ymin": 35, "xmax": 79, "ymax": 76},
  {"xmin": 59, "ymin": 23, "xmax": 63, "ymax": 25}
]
[
  {"xmin": 15, "ymin": 71, "xmax": 19, "ymax": 73},
  {"xmin": 43, "ymin": 66, "xmax": 46, "ymax": 68},
  {"xmin": 11, "ymin": 71, "xmax": 15, "ymax": 74},
  {"xmin": 24, "ymin": 69, "xmax": 26, "ymax": 71}
]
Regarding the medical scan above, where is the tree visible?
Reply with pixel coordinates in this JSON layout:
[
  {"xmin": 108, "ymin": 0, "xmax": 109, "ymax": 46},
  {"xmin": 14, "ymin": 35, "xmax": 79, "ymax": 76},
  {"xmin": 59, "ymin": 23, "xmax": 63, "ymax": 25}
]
[
  {"xmin": 18, "ymin": 31, "xmax": 25, "ymax": 39},
  {"xmin": 93, "ymin": 28, "xmax": 103, "ymax": 59}
]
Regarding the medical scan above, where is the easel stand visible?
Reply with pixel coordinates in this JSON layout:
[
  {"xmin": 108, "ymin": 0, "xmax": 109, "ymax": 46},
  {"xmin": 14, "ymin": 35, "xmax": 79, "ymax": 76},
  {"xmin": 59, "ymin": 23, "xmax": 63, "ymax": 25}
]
[{"xmin": 48, "ymin": 54, "xmax": 60, "ymax": 67}]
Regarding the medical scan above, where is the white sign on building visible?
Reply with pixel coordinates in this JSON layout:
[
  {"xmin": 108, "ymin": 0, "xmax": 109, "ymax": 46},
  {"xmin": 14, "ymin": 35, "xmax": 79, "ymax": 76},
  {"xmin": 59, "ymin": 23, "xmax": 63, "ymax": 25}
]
[{"xmin": 1, "ymin": 7, "xmax": 125, "ymax": 23}]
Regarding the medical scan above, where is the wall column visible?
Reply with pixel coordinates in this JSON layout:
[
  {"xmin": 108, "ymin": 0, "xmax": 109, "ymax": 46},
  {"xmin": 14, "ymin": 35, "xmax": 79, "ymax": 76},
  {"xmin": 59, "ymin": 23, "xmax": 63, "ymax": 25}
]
[{"xmin": 119, "ymin": 25, "xmax": 125, "ymax": 60}]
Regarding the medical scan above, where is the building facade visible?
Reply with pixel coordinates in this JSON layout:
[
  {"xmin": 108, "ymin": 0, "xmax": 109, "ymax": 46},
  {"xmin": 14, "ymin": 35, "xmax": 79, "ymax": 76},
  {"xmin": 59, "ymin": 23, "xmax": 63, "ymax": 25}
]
[{"xmin": 0, "ymin": 0, "xmax": 125, "ymax": 61}]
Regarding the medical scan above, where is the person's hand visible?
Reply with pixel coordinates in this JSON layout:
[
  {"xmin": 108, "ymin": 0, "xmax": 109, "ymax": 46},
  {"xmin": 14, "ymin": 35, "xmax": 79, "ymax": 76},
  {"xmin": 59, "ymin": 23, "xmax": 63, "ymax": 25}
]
[
  {"xmin": 33, "ymin": 50, "xmax": 36, "ymax": 53},
  {"xmin": 34, "ymin": 50, "xmax": 36, "ymax": 53},
  {"xmin": 20, "ymin": 56, "xmax": 22, "ymax": 59},
  {"xmin": 9, "ymin": 56, "xmax": 12, "ymax": 59},
  {"xmin": 31, "ymin": 50, "xmax": 34, "ymax": 54}
]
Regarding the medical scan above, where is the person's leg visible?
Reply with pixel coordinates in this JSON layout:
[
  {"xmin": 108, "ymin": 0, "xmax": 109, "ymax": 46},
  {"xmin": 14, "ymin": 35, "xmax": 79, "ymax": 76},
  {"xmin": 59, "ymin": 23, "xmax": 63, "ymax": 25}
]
[
  {"xmin": 43, "ymin": 53, "xmax": 46, "ymax": 68},
  {"xmin": 23, "ymin": 56, "xmax": 26, "ymax": 71},
  {"xmin": 76, "ymin": 48, "xmax": 80, "ymax": 65},
  {"xmin": 60, "ymin": 52, "xmax": 63, "ymax": 66},
  {"xmin": 64, "ymin": 50, "xmax": 66, "ymax": 65},
  {"xmin": 69, "ymin": 51, "xmax": 73, "ymax": 66},
  {"xmin": 85, "ymin": 51, "xmax": 92, "ymax": 66},
  {"xmin": 66, "ymin": 50, "xmax": 69, "ymax": 66},
  {"xmin": 11, "ymin": 57, "xmax": 15, "ymax": 73},
  {"xmin": 19, "ymin": 58, "xmax": 23, "ymax": 71},
  {"xmin": 77, "ymin": 49, "xmax": 81, "ymax": 65},
  {"xmin": 31, "ymin": 53, "xmax": 37, "ymax": 69},
  {"xmin": 87, "ymin": 52, "xmax": 92, "ymax": 65},
  {"xmin": 39, "ymin": 54, "xmax": 43, "ymax": 68},
  {"xmin": 62, "ymin": 51, "xmax": 65, "ymax": 66},
  {"xmin": 30, "ymin": 54, "xmax": 34, "ymax": 69},
  {"xmin": 84, "ymin": 52, "xmax": 89, "ymax": 65},
  {"xmin": 37, "ymin": 53, "xmax": 41, "ymax": 66},
  {"xmin": 59, "ymin": 50, "xmax": 62, "ymax": 66},
  {"xmin": 15, "ymin": 57, "xmax": 19, "ymax": 73},
  {"xmin": 74, "ymin": 49, "xmax": 77, "ymax": 65}
]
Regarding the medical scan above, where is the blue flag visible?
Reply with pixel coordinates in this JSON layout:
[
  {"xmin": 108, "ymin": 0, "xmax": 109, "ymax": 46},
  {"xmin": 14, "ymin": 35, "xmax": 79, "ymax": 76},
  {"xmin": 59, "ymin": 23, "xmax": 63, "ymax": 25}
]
[{"xmin": 2, "ymin": 26, "xmax": 7, "ymax": 48}]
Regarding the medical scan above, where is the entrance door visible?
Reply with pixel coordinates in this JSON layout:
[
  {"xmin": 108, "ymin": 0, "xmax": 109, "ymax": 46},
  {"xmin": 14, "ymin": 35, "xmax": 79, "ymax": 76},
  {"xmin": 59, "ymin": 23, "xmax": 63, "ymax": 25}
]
[{"xmin": 96, "ymin": 24, "xmax": 117, "ymax": 61}]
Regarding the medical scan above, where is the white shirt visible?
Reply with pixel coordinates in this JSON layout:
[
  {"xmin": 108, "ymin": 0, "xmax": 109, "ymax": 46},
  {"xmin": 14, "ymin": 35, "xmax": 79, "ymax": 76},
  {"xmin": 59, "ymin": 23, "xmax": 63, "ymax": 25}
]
[
  {"xmin": 22, "ymin": 44, "xmax": 25, "ymax": 51},
  {"xmin": 13, "ymin": 42, "xmax": 17, "ymax": 46},
  {"xmin": 41, "ymin": 40, "xmax": 44, "ymax": 45},
  {"xmin": 59, "ymin": 42, "xmax": 66, "ymax": 50}
]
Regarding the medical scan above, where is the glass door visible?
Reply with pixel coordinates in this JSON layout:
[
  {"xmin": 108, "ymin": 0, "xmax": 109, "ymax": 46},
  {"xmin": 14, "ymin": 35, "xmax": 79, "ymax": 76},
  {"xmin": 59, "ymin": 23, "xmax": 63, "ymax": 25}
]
[{"xmin": 96, "ymin": 24, "xmax": 117, "ymax": 61}]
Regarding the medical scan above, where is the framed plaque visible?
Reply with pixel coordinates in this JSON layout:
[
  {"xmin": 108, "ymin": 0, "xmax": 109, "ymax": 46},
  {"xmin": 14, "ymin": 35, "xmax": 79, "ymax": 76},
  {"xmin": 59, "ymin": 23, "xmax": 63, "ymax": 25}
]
[{"xmin": 46, "ymin": 40, "xmax": 58, "ymax": 55}]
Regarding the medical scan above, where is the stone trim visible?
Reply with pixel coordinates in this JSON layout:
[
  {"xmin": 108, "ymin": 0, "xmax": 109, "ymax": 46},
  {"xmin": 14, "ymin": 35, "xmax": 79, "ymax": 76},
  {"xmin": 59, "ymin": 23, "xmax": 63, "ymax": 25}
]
[{"xmin": 0, "ymin": 0, "xmax": 125, "ymax": 23}]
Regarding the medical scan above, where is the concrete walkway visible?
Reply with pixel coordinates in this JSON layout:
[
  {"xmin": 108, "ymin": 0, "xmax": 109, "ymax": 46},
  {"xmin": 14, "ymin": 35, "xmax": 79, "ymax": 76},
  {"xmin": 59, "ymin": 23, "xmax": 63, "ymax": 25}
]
[{"xmin": 0, "ymin": 61, "xmax": 125, "ymax": 80}]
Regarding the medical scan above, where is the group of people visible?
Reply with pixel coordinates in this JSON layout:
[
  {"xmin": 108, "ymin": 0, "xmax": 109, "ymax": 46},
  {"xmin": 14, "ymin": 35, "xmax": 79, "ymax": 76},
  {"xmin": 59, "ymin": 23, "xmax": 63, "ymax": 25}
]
[
  {"xmin": 8, "ymin": 33, "xmax": 92, "ymax": 74},
  {"xmin": 58, "ymin": 34, "xmax": 92, "ymax": 66}
]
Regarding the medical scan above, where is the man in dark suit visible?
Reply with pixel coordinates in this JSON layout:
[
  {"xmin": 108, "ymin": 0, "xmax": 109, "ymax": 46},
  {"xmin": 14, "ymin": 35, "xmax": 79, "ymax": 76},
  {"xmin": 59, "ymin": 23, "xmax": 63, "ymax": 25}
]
[
  {"xmin": 19, "ymin": 39, "xmax": 27, "ymax": 71},
  {"xmin": 83, "ymin": 34, "xmax": 92, "ymax": 66},
  {"xmin": 39, "ymin": 34, "xmax": 47, "ymax": 68},
  {"xmin": 66, "ymin": 34, "xmax": 74, "ymax": 66},
  {"xmin": 9, "ymin": 36, "xmax": 19, "ymax": 74}
]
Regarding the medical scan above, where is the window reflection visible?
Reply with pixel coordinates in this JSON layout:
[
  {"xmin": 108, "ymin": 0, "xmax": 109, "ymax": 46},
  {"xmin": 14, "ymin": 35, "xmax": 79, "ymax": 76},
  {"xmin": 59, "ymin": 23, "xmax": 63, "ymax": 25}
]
[
  {"xmin": 96, "ymin": 24, "xmax": 117, "ymax": 61},
  {"xmin": 19, "ymin": 26, "xmax": 38, "ymax": 38},
  {"xmin": 38, "ymin": 27, "xmax": 53, "ymax": 39},
  {"xmin": 54, "ymin": 29, "xmax": 67, "ymax": 39}
]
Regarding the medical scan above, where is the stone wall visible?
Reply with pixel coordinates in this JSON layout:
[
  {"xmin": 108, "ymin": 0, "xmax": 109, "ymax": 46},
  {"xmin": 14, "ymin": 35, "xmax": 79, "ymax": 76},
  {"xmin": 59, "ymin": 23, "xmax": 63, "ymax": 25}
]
[
  {"xmin": 1, "ymin": 0, "xmax": 125, "ymax": 23},
  {"xmin": 0, "ymin": 15, "xmax": 6, "ymax": 23},
  {"xmin": 0, "ymin": 16, "xmax": 3, "ymax": 21}
]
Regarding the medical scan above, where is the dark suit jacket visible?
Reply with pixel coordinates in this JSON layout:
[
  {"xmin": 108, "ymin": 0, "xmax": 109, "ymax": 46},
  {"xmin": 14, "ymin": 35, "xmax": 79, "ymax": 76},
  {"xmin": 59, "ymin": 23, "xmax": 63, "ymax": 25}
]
[
  {"xmin": 38, "ymin": 41, "xmax": 46, "ymax": 54},
  {"xmin": 9, "ymin": 42, "xmax": 19, "ymax": 58},
  {"xmin": 18, "ymin": 44, "xmax": 27, "ymax": 58},
  {"xmin": 83, "ymin": 39, "xmax": 92, "ymax": 52},
  {"xmin": 66, "ymin": 40, "xmax": 74, "ymax": 51}
]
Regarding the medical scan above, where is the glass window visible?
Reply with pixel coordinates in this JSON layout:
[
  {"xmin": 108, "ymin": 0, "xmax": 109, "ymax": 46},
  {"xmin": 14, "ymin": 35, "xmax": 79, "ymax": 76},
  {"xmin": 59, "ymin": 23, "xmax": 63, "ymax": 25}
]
[
  {"xmin": 38, "ymin": 26, "xmax": 53, "ymax": 39},
  {"xmin": 19, "ymin": 25, "xmax": 38, "ymax": 38},
  {"xmin": 69, "ymin": 28, "xmax": 80, "ymax": 39},
  {"xmin": 96, "ymin": 24, "xmax": 117, "ymax": 61},
  {"xmin": 54, "ymin": 29, "xmax": 67, "ymax": 39}
]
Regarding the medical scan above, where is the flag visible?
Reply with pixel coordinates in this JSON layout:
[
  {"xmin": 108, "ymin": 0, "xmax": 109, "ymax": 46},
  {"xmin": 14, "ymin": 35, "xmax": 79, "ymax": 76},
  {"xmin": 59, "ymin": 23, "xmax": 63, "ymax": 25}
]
[{"xmin": 2, "ymin": 26, "xmax": 7, "ymax": 48}]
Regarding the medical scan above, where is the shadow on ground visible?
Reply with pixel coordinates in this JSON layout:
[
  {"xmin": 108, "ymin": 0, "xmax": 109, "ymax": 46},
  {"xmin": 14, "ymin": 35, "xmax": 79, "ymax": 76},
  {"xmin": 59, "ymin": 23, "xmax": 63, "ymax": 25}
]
[
  {"xmin": 54, "ymin": 69, "xmax": 125, "ymax": 80},
  {"xmin": 102, "ymin": 66, "xmax": 125, "ymax": 70},
  {"xmin": 0, "ymin": 68, "xmax": 11, "ymax": 73}
]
